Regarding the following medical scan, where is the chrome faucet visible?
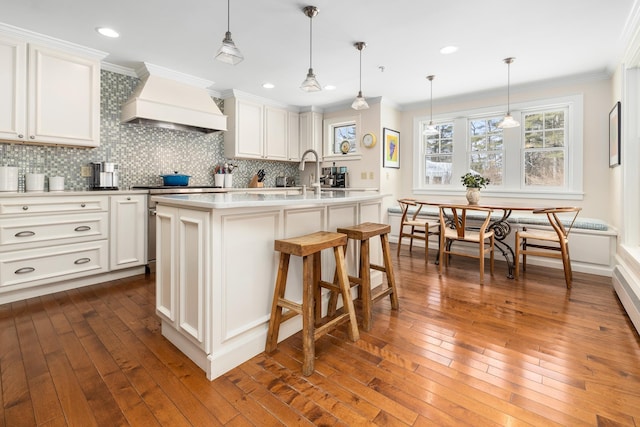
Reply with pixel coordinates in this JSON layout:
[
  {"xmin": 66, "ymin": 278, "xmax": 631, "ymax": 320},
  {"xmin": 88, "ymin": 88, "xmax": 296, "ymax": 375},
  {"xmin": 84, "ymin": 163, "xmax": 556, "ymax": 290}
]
[{"xmin": 299, "ymin": 149, "xmax": 321, "ymax": 194}]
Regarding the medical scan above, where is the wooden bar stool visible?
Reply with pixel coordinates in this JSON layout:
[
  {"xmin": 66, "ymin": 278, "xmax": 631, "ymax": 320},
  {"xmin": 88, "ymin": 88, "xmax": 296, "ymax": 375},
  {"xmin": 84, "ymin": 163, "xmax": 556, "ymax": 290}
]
[
  {"xmin": 329, "ymin": 222, "xmax": 399, "ymax": 332},
  {"xmin": 265, "ymin": 231, "xmax": 360, "ymax": 376}
]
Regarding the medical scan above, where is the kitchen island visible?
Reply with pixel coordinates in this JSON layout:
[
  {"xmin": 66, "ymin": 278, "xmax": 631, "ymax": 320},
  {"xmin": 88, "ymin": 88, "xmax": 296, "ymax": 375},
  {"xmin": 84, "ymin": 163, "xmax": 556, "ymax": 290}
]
[{"xmin": 152, "ymin": 190, "xmax": 386, "ymax": 380}]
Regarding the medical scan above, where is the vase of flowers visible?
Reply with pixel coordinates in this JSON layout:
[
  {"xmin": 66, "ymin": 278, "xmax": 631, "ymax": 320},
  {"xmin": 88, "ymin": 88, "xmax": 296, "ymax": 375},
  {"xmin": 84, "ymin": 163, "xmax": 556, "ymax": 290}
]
[{"xmin": 461, "ymin": 172, "xmax": 490, "ymax": 205}]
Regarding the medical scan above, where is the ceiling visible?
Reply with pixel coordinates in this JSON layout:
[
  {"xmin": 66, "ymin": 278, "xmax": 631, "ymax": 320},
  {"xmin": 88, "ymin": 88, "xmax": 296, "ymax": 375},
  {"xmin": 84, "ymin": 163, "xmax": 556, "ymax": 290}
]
[{"xmin": 2, "ymin": 0, "xmax": 636, "ymax": 110}]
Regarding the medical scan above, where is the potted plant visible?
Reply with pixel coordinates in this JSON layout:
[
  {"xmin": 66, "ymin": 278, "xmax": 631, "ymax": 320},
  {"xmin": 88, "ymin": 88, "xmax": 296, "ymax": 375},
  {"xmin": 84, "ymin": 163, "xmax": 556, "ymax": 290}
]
[{"xmin": 461, "ymin": 172, "xmax": 490, "ymax": 204}]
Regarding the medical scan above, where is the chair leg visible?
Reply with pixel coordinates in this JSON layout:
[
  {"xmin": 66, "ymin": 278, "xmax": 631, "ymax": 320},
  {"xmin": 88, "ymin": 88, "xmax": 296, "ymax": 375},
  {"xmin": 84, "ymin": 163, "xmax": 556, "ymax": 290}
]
[
  {"xmin": 380, "ymin": 233, "xmax": 399, "ymax": 310},
  {"xmin": 479, "ymin": 239, "xmax": 485, "ymax": 284},
  {"xmin": 313, "ymin": 252, "xmax": 322, "ymax": 322},
  {"xmin": 514, "ymin": 232, "xmax": 520, "ymax": 280},
  {"xmin": 438, "ymin": 235, "xmax": 445, "ymax": 276},
  {"xmin": 522, "ymin": 238, "xmax": 527, "ymax": 272},
  {"xmin": 360, "ymin": 238, "xmax": 372, "ymax": 332},
  {"xmin": 423, "ymin": 224, "xmax": 429, "ymax": 264},
  {"xmin": 489, "ymin": 235, "xmax": 494, "ymax": 275},
  {"xmin": 265, "ymin": 253, "xmax": 290, "ymax": 353},
  {"xmin": 560, "ymin": 242, "xmax": 572, "ymax": 289},
  {"xmin": 396, "ymin": 231, "xmax": 403, "ymax": 257},
  {"xmin": 409, "ymin": 226, "xmax": 415, "ymax": 252},
  {"xmin": 301, "ymin": 254, "xmax": 315, "ymax": 376},
  {"xmin": 334, "ymin": 246, "xmax": 359, "ymax": 342}
]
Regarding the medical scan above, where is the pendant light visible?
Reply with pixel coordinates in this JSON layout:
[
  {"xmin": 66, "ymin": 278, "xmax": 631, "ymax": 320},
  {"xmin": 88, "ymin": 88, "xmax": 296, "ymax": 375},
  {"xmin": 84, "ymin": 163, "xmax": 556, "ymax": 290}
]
[
  {"xmin": 215, "ymin": 0, "xmax": 244, "ymax": 65},
  {"xmin": 301, "ymin": 6, "xmax": 322, "ymax": 92},
  {"xmin": 351, "ymin": 42, "xmax": 369, "ymax": 110},
  {"xmin": 497, "ymin": 57, "xmax": 520, "ymax": 128},
  {"xmin": 423, "ymin": 75, "xmax": 439, "ymax": 136}
]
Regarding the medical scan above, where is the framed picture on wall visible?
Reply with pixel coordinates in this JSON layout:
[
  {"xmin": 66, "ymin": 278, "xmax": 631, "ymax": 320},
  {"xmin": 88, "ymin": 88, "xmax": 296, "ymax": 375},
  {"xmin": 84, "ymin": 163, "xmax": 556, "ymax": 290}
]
[
  {"xmin": 609, "ymin": 101, "xmax": 621, "ymax": 167},
  {"xmin": 383, "ymin": 128, "xmax": 400, "ymax": 169}
]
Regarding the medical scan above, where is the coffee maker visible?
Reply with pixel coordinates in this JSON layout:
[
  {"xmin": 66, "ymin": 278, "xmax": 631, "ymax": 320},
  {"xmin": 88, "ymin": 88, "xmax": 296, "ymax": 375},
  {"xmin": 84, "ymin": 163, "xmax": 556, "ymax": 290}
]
[
  {"xmin": 321, "ymin": 166, "xmax": 348, "ymax": 188},
  {"xmin": 90, "ymin": 162, "xmax": 119, "ymax": 190}
]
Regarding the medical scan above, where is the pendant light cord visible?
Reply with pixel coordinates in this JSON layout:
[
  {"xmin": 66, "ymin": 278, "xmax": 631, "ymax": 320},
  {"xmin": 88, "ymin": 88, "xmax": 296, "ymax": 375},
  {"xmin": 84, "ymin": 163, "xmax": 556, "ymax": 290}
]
[
  {"xmin": 358, "ymin": 48, "xmax": 362, "ymax": 92},
  {"xmin": 429, "ymin": 79, "xmax": 433, "ymax": 122},
  {"xmin": 309, "ymin": 15, "xmax": 313, "ymax": 69},
  {"xmin": 226, "ymin": 0, "xmax": 230, "ymax": 32}
]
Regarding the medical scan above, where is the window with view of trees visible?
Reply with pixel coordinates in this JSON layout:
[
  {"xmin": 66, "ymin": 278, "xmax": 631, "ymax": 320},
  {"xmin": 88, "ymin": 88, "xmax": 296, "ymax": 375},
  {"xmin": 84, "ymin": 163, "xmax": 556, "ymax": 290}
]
[
  {"xmin": 469, "ymin": 117, "xmax": 504, "ymax": 185},
  {"xmin": 423, "ymin": 122, "xmax": 453, "ymax": 185},
  {"xmin": 412, "ymin": 95, "xmax": 583, "ymax": 199},
  {"xmin": 523, "ymin": 109, "xmax": 567, "ymax": 187}
]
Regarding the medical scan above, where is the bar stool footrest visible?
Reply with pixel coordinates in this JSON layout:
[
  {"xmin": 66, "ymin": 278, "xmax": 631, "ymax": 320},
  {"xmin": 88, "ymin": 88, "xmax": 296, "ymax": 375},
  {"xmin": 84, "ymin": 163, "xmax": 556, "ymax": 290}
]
[{"xmin": 314, "ymin": 312, "xmax": 353, "ymax": 340}]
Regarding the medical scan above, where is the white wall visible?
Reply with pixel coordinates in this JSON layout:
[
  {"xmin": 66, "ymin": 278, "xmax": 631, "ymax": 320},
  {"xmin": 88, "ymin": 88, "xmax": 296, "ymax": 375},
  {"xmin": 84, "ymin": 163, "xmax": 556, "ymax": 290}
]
[{"xmin": 397, "ymin": 75, "xmax": 613, "ymax": 223}]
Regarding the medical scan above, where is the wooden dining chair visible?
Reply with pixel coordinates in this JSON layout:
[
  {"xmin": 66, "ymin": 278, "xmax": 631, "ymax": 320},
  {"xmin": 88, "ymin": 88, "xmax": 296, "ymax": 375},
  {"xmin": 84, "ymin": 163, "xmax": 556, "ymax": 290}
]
[
  {"xmin": 514, "ymin": 207, "xmax": 582, "ymax": 288},
  {"xmin": 396, "ymin": 198, "xmax": 440, "ymax": 263},
  {"xmin": 438, "ymin": 204, "xmax": 494, "ymax": 284}
]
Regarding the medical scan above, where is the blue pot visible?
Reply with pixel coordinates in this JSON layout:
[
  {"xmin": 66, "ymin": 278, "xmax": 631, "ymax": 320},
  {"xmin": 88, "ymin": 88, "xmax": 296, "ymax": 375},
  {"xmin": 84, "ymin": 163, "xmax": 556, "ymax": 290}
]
[{"xmin": 160, "ymin": 173, "xmax": 191, "ymax": 186}]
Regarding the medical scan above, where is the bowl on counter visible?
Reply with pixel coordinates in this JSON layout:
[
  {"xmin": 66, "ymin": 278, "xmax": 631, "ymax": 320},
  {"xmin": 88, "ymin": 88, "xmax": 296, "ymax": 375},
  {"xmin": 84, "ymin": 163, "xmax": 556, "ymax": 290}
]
[{"xmin": 160, "ymin": 172, "xmax": 191, "ymax": 186}]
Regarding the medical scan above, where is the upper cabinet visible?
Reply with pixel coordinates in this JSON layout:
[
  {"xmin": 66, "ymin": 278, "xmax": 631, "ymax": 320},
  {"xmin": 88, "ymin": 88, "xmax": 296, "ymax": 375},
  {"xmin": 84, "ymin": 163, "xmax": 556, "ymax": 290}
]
[
  {"xmin": 0, "ymin": 28, "xmax": 105, "ymax": 148},
  {"xmin": 299, "ymin": 111, "xmax": 323, "ymax": 161},
  {"xmin": 224, "ymin": 91, "xmax": 300, "ymax": 161}
]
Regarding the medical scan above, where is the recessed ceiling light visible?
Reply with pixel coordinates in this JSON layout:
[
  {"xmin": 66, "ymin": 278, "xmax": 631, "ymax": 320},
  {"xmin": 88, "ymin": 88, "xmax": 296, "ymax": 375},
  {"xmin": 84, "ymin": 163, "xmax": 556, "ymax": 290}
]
[
  {"xmin": 324, "ymin": 85, "xmax": 336, "ymax": 91},
  {"xmin": 440, "ymin": 45, "xmax": 458, "ymax": 55},
  {"xmin": 96, "ymin": 27, "xmax": 119, "ymax": 38},
  {"xmin": 262, "ymin": 83, "xmax": 275, "ymax": 89}
]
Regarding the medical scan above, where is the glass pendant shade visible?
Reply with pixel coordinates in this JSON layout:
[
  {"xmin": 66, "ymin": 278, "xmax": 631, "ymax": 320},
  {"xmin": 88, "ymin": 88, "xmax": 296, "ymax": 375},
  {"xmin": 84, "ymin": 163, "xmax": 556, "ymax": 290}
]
[
  {"xmin": 423, "ymin": 121, "xmax": 439, "ymax": 136},
  {"xmin": 301, "ymin": 6, "xmax": 321, "ymax": 92},
  {"xmin": 301, "ymin": 68, "xmax": 322, "ymax": 92},
  {"xmin": 497, "ymin": 114, "xmax": 520, "ymax": 129},
  {"xmin": 216, "ymin": 0, "xmax": 243, "ymax": 65},
  {"xmin": 497, "ymin": 57, "xmax": 520, "ymax": 128},
  {"xmin": 351, "ymin": 91, "xmax": 369, "ymax": 110},
  {"xmin": 216, "ymin": 32, "xmax": 244, "ymax": 65}
]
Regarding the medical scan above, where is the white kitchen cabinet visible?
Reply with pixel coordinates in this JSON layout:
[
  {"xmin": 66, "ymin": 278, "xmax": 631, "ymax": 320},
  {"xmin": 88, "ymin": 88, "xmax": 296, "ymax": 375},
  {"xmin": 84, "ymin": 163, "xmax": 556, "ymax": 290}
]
[
  {"xmin": 224, "ymin": 93, "xmax": 299, "ymax": 161},
  {"xmin": 224, "ymin": 97, "xmax": 264, "ymax": 159},
  {"xmin": 156, "ymin": 204, "xmax": 210, "ymax": 352},
  {"xmin": 288, "ymin": 111, "xmax": 300, "ymax": 161},
  {"xmin": 264, "ymin": 106, "xmax": 288, "ymax": 160},
  {"xmin": 299, "ymin": 111, "xmax": 323, "ymax": 160},
  {"xmin": 110, "ymin": 194, "xmax": 146, "ymax": 270},
  {"xmin": 0, "ymin": 33, "xmax": 103, "ymax": 147}
]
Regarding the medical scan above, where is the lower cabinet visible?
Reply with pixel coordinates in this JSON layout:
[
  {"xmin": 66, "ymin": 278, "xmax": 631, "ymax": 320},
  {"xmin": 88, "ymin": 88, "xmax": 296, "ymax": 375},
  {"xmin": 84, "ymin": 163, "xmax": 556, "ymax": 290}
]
[
  {"xmin": 0, "ymin": 193, "xmax": 147, "ymax": 304},
  {"xmin": 155, "ymin": 205, "xmax": 210, "ymax": 352},
  {"xmin": 110, "ymin": 194, "xmax": 146, "ymax": 270}
]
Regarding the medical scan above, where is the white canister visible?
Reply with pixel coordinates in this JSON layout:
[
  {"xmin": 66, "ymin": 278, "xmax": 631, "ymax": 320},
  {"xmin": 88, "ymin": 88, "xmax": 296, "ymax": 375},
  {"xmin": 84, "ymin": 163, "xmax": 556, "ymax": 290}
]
[
  {"xmin": 26, "ymin": 173, "xmax": 45, "ymax": 192},
  {"xmin": 48, "ymin": 176, "xmax": 65, "ymax": 191},
  {"xmin": 224, "ymin": 174, "xmax": 233, "ymax": 188},
  {"xmin": 214, "ymin": 174, "xmax": 224, "ymax": 187},
  {"xmin": 0, "ymin": 166, "xmax": 18, "ymax": 192}
]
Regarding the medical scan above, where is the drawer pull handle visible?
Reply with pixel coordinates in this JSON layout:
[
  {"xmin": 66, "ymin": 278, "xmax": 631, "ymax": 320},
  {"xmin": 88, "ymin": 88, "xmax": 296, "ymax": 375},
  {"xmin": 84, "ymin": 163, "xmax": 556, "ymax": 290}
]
[
  {"xmin": 81, "ymin": 203, "xmax": 86, "ymax": 208},
  {"xmin": 22, "ymin": 206, "xmax": 29, "ymax": 211},
  {"xmin": 15, "ymin": 267, "xmax": 35, "ymax": 274},
  {"xmin": 15, "ymin": 231, "xmax": 36, "ymax": 237},
  {"xmin": 74, "ymin": 258, "xmax": 91, "ymax": 265},
  {"xmin": 74, "ymin": 226, "xmax": 91, "ymax": 232}
]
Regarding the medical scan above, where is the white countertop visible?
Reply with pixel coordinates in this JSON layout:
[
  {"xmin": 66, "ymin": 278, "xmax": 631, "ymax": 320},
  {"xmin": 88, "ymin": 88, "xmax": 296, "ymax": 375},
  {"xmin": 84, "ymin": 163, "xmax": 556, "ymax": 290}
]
[
  {"xmin": 152, "ymin": 190, "xmax": 386, "ymax": 209},
  {"xmin": 0, "ymin": 189, "xmax": 149, "ymax": 197}
]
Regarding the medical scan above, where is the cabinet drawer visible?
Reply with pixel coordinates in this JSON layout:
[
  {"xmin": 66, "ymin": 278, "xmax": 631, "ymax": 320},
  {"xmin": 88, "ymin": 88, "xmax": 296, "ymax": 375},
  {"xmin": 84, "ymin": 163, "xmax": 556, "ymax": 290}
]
[
  {"xmin": 0, "ymin": 240, "xmax": 108, "ymax": 290},
  {"xmin": 0, "ymin": 212, "xmax": 108, "ymax": 250},
  {"xmin": 0, "ymin": 196, "xmax": 107, "ymax": 215}
]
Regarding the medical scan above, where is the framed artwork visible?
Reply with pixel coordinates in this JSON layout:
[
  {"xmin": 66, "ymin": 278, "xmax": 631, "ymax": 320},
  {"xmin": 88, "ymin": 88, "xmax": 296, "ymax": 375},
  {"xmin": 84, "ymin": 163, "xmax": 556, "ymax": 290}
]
[
  {"xmin": 383, "ymin": 128, "xmax": 400, "ymax": 169},
  {"xmin": 609, "ymin": 101, "xmax": 621, "ymax": 167}
]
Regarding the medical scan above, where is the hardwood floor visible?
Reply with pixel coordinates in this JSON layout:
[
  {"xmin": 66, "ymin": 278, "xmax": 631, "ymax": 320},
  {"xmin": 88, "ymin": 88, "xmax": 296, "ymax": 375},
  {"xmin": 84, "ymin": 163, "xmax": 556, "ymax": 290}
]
[{"xmin": 1, "ymin": 246, "xmax": 639, "ymax": 426}]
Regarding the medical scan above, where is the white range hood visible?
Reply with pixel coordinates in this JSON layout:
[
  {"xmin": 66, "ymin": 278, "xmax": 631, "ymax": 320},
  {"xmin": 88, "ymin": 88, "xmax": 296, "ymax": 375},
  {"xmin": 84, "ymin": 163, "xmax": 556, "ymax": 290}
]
[{"xmin": 121, "ymin": 63, "xmax": 227, "ymax": 133}]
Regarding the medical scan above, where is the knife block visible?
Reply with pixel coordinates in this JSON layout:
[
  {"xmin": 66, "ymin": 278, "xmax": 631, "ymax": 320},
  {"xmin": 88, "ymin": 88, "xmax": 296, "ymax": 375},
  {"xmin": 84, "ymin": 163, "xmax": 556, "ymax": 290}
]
[{"xmin": 249, "ymin": 175, "xmax": 264, "ymax": 188}]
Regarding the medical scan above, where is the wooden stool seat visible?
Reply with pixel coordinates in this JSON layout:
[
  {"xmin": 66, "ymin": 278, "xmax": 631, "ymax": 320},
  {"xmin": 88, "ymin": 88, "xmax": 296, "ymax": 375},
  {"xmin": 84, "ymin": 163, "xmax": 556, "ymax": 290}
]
[
  {"xmin": 266, "ymin": 231, "xmax": 359, "ymax": 376},
  {"xmin": 330, "ymin": 222, "xmax": 399, "ymax": 331}
]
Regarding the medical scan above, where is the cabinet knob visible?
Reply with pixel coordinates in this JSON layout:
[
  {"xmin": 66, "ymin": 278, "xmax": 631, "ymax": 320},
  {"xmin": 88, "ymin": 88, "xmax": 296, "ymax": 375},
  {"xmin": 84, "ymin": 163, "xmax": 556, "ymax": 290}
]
[
  {"xmin": 80, "ymin": 203, "xmax": 86, "ymax": 208},
  {"xmin": 22, "ymin": 206, "xmax": 29, "ymax": 211},
  {"xmin": 17, "ymin": 134, "xmax": 24, "ymax": 139},
  {"xmin": 127, "ymin": 197, "xmax": 131, "ymax": 201},
  {"xmin": 29, "ymin": 135, "xmax": 35, "ymax": 139}
]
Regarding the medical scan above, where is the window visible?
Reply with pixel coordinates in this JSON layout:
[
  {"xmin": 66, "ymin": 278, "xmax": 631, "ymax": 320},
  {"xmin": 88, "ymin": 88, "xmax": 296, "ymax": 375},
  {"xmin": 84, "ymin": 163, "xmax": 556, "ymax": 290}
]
[
  {"xmin": 523, "ymin": 108, "xmax": 567, "ymax": 187},
  {"xmin": 323, "ymin": 115, "xmax": 362, "ymax": 159},
  {"xmin": 468, "ymin": 117, "xmax": 504, "ymax": 185},
  {"xmin": 423, "ymin": 122, "xmax": 453, "ymax": 185},
  {"xmin": 413, "ymin": 95, "xmax": 583, "ymax": 199}
]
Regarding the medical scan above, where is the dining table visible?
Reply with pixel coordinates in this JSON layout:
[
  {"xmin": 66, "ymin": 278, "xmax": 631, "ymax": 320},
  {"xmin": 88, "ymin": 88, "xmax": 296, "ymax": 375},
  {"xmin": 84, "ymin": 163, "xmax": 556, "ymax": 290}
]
[{"xmin": 417, "ymin": 199, "xmax": 550, "ymax": 279}]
